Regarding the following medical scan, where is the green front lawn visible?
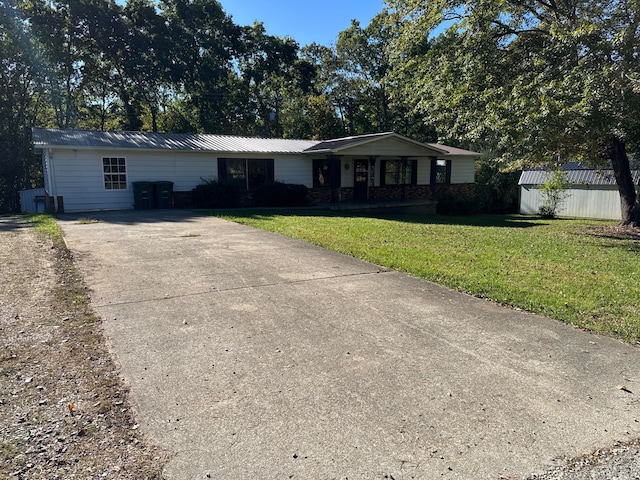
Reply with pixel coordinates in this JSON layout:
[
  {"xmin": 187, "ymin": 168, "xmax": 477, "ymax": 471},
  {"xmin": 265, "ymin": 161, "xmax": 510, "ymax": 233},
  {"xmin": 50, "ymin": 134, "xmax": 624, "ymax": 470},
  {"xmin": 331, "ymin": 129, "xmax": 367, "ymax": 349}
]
[{"xmin": 215, "ymin": 210, "xmax": 640, "ymax": 344}]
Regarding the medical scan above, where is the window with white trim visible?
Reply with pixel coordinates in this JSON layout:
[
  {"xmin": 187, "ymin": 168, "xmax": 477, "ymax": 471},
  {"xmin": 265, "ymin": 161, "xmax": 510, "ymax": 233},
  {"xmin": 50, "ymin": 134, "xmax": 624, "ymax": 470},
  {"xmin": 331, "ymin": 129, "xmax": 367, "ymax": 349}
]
[
  {"xmin": 380, "ymin": 159, "xmax": 417, "ymax": 186},
  {"xmin": 102, "ymin": 157, "xmax": 127, "ymax": 190}
]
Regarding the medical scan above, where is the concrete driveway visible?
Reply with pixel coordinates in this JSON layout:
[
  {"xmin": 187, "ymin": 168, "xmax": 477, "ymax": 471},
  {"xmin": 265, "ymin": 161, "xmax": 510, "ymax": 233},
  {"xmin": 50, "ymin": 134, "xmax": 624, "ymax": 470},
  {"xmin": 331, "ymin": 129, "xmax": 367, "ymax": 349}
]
[{"xmin": 57, "ymin": 210, "xmax": 640, "ymax": 479}]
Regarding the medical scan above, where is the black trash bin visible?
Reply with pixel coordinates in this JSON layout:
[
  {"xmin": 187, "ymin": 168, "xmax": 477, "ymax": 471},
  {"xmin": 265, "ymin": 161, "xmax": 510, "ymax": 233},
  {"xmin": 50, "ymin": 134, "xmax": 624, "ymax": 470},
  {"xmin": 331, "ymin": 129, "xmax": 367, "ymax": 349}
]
[
  {"xmin": 132, "ymin": 181, "xmax": 155, "ymax": 210},
  {"xmin": 154, "ymin": 181, "xmax": 174, "ymax": 209}
]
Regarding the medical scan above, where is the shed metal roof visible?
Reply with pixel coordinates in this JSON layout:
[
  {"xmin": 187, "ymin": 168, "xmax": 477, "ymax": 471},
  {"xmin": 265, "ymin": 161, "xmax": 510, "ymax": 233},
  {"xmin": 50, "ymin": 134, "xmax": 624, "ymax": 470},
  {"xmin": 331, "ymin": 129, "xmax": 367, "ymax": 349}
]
[
  {"xmin": 32, "ymin": 128, "xmax": 318, "ymax": 154},
  {"xmin": 519, "ymin": 165, "xmax": 640, "ymax": 186}
]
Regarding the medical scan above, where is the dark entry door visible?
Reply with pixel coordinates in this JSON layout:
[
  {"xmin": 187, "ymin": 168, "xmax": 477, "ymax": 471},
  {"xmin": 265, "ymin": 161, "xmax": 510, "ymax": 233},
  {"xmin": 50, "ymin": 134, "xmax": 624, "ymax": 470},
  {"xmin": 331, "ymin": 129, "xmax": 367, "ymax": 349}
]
[{"xmin": 354, "ymin": 159, "xmax": 369, "ymax": 201}]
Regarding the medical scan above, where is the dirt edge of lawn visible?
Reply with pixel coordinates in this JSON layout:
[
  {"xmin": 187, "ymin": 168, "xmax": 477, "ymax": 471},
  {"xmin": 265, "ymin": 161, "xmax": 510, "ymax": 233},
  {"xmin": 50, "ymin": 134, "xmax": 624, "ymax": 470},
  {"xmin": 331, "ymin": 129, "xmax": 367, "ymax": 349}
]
[{"xmin": 0, "ymin": 217, "xmax": 170, "ymax": 479}]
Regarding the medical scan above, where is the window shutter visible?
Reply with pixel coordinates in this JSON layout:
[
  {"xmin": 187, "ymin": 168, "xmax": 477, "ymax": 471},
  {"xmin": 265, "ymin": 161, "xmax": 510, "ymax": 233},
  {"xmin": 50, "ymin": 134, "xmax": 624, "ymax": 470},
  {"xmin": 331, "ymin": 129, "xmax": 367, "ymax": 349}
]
[
  {"xmin": 267, "ymin": 160, "xmax": 275, "ymax": 183},
  {"xmin": 446, "ymin": 160, "xmax": 452, "ymax": 185},
  {"xmin": 218, "ymin": 158, "xmax": 227, "ymax": 180},
  {"xmin": 430, "ymin": 157, "xmax": 437, "ymax": 187},
  {"xmin": 331, "ymin": 157, "xmax": 341, "ymax": 188}
]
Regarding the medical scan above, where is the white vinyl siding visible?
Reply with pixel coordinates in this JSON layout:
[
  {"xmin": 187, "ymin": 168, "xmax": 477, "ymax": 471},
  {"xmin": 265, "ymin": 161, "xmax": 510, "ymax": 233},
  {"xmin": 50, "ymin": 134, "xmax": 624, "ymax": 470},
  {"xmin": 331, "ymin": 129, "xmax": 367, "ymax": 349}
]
[
  {"xmin": 520, "ymin": 185, "xmax": 622, "ymax": 220},
  {"xmin": 416, "ymin": 158, "xmax": 431, "ymax": 185},
  {"xmin": 47, "ymin": 149, "xmax": 311, "ymax": 212},
  {"xmin": 337, "ymin": 136, "xmax": 443, "ymax": 157},
  {"xmin": 48, "ymin": 149, "xmax": 219, "ymax": 212},
  {"xmin": 44, "ymin": 145, "xmax": 477, "ymax": 212},
  {"xmin": 271, "ymin": 156, "xmax": 312, "ymax": 186},
  {"xmin": 450, "ymin": 157, "xmax": 476, "ymax": 184}
]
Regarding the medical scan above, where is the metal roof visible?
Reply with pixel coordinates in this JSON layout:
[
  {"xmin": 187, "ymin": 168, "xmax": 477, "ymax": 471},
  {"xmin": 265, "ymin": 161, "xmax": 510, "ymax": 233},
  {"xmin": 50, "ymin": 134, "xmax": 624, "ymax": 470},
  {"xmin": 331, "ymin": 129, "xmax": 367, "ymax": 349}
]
[
  {"xmin": 32, "ymin": 128, "xmax": 480, "ymax": 158},
  {"xmin": 32, "ymin": 128, "xmax": 318, "ymax": 154},
  {"xmin": 519, "ymin": 166, "xmax": 640, "ymax": 186}
]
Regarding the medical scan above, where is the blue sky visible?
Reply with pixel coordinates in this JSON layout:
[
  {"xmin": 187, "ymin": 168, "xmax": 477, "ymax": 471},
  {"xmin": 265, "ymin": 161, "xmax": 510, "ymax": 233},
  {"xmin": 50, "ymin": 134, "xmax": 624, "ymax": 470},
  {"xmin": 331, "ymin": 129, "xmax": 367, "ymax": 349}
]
[{"xmin": 220, "ymin": 0, "xmax": 386, "ymax": 46}]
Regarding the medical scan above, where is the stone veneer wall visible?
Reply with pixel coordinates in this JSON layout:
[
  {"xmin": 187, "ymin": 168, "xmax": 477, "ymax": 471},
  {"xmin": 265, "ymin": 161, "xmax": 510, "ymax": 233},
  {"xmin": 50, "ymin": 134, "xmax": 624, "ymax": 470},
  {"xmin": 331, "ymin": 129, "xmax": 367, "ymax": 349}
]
[
  {"xmin": 175, "ymin": 183, "xmax": 476, "ymax": 208},
  {"xmin": 308, "ymin": 184, "xmax": 476, "ymax": 204}
]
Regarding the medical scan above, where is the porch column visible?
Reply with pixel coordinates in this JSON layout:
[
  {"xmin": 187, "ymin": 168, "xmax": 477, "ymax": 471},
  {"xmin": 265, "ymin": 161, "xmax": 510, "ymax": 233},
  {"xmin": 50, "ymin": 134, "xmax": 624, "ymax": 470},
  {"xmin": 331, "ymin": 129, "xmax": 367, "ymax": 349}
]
[
  {"xmin": 329, "ymin": 155, "xmax": 341, "ymax": 206},
  {"xmin": 400, "ymin": 156, "xmax": 408, "ymax": 202},
  {"xmin": 368, "ymin": 155, "xmax": 377, "ymax": 201}
]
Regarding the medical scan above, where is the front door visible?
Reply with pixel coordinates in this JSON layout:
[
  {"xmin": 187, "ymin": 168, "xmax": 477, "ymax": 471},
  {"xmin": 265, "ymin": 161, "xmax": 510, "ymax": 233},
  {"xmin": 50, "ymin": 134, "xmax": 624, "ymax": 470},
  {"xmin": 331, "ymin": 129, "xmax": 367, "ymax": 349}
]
[{"xmin": 354, "ymin": 159, "xmax": 369, "ymax": 201}]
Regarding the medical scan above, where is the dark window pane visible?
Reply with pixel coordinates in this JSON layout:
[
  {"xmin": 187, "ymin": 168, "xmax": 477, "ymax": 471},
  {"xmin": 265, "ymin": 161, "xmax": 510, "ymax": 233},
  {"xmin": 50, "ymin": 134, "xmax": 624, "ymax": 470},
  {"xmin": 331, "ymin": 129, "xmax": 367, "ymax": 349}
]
[
  {"xmin": 313, "ymin": 159, "xmax": 332, "ymax": 188},
  {"xmin": 247, "ymin": 159, "xmax": 274, "ymax": 189},
  {"xmin": 436, "ymin": 160, "xmax": 448, "ymax": 184},
  {"xmin": 226, "ymin": 159, "xmax": 246, "ymax": 182}
]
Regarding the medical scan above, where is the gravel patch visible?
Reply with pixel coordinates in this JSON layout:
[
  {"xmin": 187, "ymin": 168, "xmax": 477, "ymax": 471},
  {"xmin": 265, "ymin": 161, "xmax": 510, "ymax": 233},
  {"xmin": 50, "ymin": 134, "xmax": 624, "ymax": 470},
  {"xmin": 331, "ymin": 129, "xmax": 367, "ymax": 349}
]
[{"xmin": 0, "ymin": 216, "xmax": 168, "ymax": 479}]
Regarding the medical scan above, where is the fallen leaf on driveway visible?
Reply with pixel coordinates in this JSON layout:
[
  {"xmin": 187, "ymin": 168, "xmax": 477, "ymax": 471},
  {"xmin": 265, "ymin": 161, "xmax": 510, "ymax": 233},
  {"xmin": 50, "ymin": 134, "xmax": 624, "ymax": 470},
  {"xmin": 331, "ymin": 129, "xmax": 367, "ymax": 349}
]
[{"xmin": 616, "ymin": 385, "xmax": 633, "ymax": 394}]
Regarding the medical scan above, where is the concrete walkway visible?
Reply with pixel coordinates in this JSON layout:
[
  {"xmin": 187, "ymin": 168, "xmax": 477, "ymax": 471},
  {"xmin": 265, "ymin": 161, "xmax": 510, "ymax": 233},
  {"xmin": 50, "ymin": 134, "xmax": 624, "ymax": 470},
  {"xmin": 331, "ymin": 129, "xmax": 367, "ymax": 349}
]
[{"xmin": 57, "ymin": 210, "xmax": 640, "ymax": 479}]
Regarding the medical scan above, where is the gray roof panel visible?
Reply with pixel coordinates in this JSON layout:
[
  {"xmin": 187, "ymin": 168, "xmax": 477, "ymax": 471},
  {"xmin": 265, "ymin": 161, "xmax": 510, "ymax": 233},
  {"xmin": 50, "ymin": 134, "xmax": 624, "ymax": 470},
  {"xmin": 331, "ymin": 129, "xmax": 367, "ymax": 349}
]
[
  {"xmin": 32, "ymin": 128, "xmax": 318, "ymax": 154},
  {"xmin": 427, "ymin": 143, "xmax": 479, "ymax": 156},
  {"xmin": 519, "ymin": 168, "xmax": 640, "ymax": 185}
]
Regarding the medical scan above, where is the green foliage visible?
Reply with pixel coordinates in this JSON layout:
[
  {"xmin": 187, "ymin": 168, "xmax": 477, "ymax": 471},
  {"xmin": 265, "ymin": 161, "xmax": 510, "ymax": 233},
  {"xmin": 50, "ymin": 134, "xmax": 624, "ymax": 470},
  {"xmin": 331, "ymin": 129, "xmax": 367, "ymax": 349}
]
[
  {"xmin": 251, "ymin": 181, "xmax": 308, "ymax": 207},
  {"xmin": 24, "ymin": 213, "xmax": 65, "ymax": 249},
  {"xmin": 217, "ymin": 211, "xmax": 640, "ymax": 344},
  {"xmin": 474, "ymin": 160, "xmax": 520, "ymax": 214},
  {"xmin": 386, "ymin": 0, "xmax": 640, "ymax": 224},
  {"xmin": 538, "ymin": 168, "xmax": 572, "ymax": 218},
  {"xmin": 0, "ymin": 0, "xmax": 46, "ymax": 213},
  {"xmin": 26, "ymin": 213, "xmax": 61, "ymax": 237},
  {"xmin": 191, "ymin": 178, "xmax": 242, "ymax": 209}
]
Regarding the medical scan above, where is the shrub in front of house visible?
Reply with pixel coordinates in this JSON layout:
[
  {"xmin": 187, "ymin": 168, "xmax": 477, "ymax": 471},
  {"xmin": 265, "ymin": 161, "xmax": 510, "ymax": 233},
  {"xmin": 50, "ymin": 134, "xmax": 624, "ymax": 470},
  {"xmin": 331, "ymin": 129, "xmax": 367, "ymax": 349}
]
[
  {"xmin": 474, "ymin": 160, "xmax": 520, "ymax": 213},
  {"xmin": 436, "ymin": 193, "xmax": 479, "ymax": 215},
  {"xmin": 191, "ymin": 179, "xmax": 242, "ymax": 208},
  {"xmin": 252, "ymin": 181, "xmax": 309, "ymax": 207}
]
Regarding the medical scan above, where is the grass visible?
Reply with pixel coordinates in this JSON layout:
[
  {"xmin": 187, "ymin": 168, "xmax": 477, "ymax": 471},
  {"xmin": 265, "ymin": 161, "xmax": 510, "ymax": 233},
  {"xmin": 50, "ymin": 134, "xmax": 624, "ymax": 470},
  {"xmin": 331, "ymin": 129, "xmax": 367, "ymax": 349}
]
[
  {"xmin": 25, "ymin": 213, "xmax": 63, "ymax": 241},
  {"xmin": 0, "ymin": 441, "xmax": 18, "ymax": 462},
  {"xmin": 214, "ymin": 209, "xmax": 640, "ymax": 344}
]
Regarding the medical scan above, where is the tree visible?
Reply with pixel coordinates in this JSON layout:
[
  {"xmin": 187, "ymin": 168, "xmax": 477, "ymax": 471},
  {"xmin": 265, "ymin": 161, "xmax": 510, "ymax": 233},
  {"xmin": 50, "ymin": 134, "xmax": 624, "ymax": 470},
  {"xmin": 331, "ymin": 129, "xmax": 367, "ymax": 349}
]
[
  {"xmin": 160, "ymin": 0, "xmax": 242, "ymax": 134},
  {"xmin": 538, "ymin": 167, "xmax": 571, "ymax": 218},
  {"xmin": 0, "ymin": 0, "xmax": 46, "ymax": 213},
  {"xmin": 236, "ymin": 23, "xmax": 300, "ymax": 137},
  {"xmin": 387, "ymin": 0, "xmax": 640, "ymax": 226}
]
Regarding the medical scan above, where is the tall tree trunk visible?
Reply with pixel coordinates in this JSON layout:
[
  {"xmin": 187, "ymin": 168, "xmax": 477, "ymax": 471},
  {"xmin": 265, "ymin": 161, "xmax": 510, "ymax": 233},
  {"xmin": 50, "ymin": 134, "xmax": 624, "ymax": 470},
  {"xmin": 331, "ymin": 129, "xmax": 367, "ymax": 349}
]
[{"xmin": 609, "ymin": 137, "xmax": 640, "ymax": 227}]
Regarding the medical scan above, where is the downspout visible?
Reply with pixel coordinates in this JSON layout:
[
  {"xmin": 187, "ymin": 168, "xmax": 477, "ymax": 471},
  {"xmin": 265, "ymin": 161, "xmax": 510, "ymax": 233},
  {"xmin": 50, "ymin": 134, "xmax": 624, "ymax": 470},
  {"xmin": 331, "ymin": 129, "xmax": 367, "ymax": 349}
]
[{"xmin": 46, "ymin": 148, "xmax": 59, "ymax": 212}]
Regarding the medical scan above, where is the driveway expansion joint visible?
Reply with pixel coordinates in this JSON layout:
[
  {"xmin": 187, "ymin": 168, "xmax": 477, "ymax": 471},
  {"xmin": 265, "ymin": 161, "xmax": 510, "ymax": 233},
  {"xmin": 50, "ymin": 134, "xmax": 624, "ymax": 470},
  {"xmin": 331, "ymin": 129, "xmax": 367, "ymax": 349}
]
[{"xmin": 94, "ymin": 268, "xmax": 389, "ymax": 308}]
